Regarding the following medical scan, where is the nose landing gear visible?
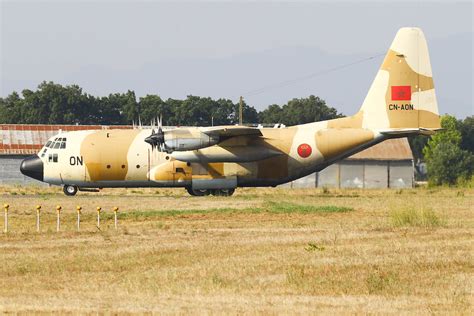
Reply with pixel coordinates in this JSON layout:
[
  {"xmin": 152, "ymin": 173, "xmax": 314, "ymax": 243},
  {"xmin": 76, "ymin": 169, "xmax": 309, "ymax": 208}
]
[{"xmin": 63, "ymin": 185, "xmax": 78, "ymax": 196}]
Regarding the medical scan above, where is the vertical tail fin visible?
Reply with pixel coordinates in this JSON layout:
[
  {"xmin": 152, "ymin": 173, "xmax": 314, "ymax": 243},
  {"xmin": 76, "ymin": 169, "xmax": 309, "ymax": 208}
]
[{"xmin": 360, "ymin": 27, "xmax": 441, "ymax": 131}]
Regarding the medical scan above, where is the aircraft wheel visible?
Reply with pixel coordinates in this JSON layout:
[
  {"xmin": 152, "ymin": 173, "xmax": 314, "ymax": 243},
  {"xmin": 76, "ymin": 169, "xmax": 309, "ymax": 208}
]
[
  {"xmin": 186, "ymin": 187, "xmax": 210, "ymax": 196},
  {"xmin": 211, "ymin": 189, "xmax": 235, "ymax": 196},
  {"xmin": 63, "ymin": 185, "xmax": 78, "ymax": 196}
]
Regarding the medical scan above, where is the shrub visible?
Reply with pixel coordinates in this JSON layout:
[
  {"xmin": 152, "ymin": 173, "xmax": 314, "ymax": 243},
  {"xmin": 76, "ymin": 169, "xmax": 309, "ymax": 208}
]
[{"xmin": 390, "ymin": 208, "xmax": 443, "ymax": 228}]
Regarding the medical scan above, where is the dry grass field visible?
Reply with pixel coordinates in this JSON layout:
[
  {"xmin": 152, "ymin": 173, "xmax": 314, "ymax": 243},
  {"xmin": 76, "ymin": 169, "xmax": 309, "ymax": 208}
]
[{"xmin": 0, "ymin": 185, "xmax": 472, "ymax": 314}]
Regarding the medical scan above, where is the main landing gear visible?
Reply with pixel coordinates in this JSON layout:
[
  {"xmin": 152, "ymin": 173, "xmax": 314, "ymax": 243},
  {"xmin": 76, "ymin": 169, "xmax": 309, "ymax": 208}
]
[
  {"xmin": 186, "ymin": 187, "xmax": 235, "ymax": 197},
  {"xmin": 63, "ymin": 185, "xmax": 78, "ymax": 196},
  {"xmin": 63, "ymin": 185, "xmax": 235, "ymax": 197}
]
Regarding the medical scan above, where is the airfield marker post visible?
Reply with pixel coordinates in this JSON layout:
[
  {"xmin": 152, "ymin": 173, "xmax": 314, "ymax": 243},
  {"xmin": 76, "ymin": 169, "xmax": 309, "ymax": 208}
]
[
  {"xmin": 113, "ymin": 207, "xmax": 119, "ymax": 229},
  {"xmin": 36, "ymin": 205, "xmax": 41, "ymax": 232},
  {"xmin": 76, "ymin": 206, "xmax": 82, "ymax": 231},
  {"xmin": 239, "ymin": 96, "xmax": 243, "ymax": 125},
  {"xmin": 3, "ymin": 204, "xmax": 9, "ymax": 233},
  {"xmin": 96, "ymin": 207, "xmax": 101, "ymax": 228},
  {"xmin": 56, "ymin": 205, "xmax": 62, "ymax": 232}
]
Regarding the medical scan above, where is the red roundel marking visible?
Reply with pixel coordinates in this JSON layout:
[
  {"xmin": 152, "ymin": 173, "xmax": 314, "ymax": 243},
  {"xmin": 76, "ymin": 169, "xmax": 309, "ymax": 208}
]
[{"xmin": 297, "ymin": 143, "xmax": 312, "ymax": 158}]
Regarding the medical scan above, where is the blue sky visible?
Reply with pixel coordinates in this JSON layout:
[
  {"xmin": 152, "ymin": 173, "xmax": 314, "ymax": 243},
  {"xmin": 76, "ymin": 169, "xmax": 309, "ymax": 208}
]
[{"xmin": 1, "ymin": 1, "xmax": 472, "ymax": 118}]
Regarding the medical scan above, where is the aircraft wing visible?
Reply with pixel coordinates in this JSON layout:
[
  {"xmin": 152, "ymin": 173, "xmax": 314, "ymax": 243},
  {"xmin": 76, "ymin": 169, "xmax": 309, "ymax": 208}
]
[
  {"xmin": 201, "ymin": 126, "xmax": 263, "ymax": 138},
  {"xmin": 146, "ymin": 125, "xmax": 264, "ymax": 153}
]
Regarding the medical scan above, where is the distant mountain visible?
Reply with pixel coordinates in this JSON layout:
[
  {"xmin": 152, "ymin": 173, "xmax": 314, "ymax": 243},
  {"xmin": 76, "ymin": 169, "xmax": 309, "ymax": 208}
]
[
  {"xmin": 65, "ymin": 32, "xmax": 472, "ymax": 118},
  {"xmin": 4, "ymin": 32, "xmax": 471, "ymax": 119}
]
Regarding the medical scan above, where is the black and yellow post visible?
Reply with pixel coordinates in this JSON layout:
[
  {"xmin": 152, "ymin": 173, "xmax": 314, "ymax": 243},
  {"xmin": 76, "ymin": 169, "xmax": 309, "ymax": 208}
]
[
  {"xmin": 36, "ymin": 205, "xmax": 41, "ymax": 232},
  {"xmin": 3, "ymin": 203, "xmax": 9, "ymax": 233},
  {"xmin": 113, "ymin": 207, "xmax": 119, "ymax": 230},
  {"xmin": 76, "ymin": 206, "xmax": 82, "ymax": 231},
  {"xmin": 96, "ymin": 207, "xmax": 101, "ymax": 228},
  {"xmin": 56, "ymin": 205, "xmax": 62, "ymax": 232}
]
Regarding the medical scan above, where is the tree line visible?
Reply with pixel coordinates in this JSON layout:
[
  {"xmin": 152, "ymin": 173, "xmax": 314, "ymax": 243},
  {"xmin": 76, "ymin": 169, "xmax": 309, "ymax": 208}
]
[{"xmin": 0, "ymin": 81, "xmax": 341, "ymax": 126}]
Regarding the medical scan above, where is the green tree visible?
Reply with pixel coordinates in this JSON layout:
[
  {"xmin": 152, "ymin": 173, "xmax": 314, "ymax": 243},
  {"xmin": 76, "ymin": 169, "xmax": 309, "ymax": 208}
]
[
  {"xmin": 459, "ymin": 116, "xmax": 474, "ymax": 153},
  {"xmin": 258, "ymin": 104, "xmax": 283, "ymax": 124},
  {"xmin": 211, "ymin": 99, "xmax": 234, "ymax": 125},
  {"xmin": 426, "ymin": 142, "xmax": 474, "ymax": 185},
  {"xmin": 1, "ymin": 82, "xmax": 97, "ymax": 124},
  {"xmin": 0, "ymin": 82, "xmax": 339, "ymax": 127},
  {"xmin": 423, "ymin": 115, "xmax": 473, "ymax": 185},
  {"xmin": 116, "ymin": 90, "xmax": 139, "ymax": 124},
  {"xmin": 0, "ymin": 91, "xmax": 24, "ymax": 123},
  {"xmin": 259, "ymin": 95, "xmax": 341, "ymax": 125},
  {"xmin": 423, "ymin": 115, "xmax": 461, "ymax": 162},
  {"xmin": 139, "ymin": 95, "xmax": 173, "ymax": 126},
  {"xmin": 173, "ymin": 95, "xmax": 215, "ymax": 126},
  {"xmin": 93, "ymin": 96, "xmax": 123, "ymax": 125},
  {"xmin": 231, "ymin": 99, "xmax": 258, "ymax": 125},
  {"xmin": 164, "ymin": 98, "xmax": 183, "ymax": 126},
  {"xmin": 408, "ymin": 135, "xmax": 429, "ymax": 162}
]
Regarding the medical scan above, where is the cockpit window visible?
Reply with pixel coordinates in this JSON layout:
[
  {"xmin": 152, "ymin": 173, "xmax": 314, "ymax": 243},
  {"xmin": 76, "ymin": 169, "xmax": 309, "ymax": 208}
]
[{"xmin": 46, "ymin": 137, "xmax": 67, "ymax": 151}]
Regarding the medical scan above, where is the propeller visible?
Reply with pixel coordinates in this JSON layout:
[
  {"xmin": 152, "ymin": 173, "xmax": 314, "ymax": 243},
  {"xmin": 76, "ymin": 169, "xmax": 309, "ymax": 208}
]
[{"xmin": 145, "ymin": 116, "xmax": 167, "ymax": 151}]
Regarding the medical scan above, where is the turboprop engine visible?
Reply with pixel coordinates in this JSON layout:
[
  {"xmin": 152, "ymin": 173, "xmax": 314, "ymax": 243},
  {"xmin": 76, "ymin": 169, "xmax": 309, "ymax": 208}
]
[{"xmin": 145, "ymin": 127, "xmax": 220, "ymax": 153}]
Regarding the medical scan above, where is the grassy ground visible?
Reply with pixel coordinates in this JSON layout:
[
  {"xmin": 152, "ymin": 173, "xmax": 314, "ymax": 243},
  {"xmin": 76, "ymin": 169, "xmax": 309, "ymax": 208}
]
[{"xmin": 0, "ymin": 186, "xmax": 472, "ymax": 314}]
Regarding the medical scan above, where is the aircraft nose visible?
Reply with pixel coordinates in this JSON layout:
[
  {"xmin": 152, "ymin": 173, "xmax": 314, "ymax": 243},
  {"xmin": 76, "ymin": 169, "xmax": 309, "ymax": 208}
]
[{"xmin": 20, "ymin": 155, "xmax": 44, "ymax": 182}]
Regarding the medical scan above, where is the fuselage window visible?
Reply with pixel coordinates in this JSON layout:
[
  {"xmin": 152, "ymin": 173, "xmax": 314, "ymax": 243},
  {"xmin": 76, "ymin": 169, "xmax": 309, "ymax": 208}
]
[
  {"xmin": 48, "ymin": 154, "xmax": 53, "ymax": 162},
  {"xmin": 53, "ymin": 153, "xmax": 58, "ymax": 163}
]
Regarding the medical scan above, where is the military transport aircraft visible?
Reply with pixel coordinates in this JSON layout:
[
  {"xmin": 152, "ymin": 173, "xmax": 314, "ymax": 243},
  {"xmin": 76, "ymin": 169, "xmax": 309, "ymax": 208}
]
[{"xmin": 20, "ymin": 27, "xmax": 441, "ymax": 196}]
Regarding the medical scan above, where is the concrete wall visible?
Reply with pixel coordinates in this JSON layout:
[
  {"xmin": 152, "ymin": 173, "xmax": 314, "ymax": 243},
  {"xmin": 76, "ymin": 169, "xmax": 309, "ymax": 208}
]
[
  {"xmin": 389, "ymin": 161, "xmax": 414, "ymax": 188},
  {"xmin": 0, "ymin": 155, "xmax": 45, "ymax": 185},
  {"xmin": 317, "ymin": 160, "xmax": 413, "ymax": 189},
  {"xmin": 282, "ymin": 160, "xmax": 413, "ymax": 189}
]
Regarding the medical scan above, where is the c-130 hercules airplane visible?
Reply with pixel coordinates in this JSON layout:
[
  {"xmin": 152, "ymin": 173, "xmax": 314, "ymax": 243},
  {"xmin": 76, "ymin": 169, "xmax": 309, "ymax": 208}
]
[{"xmin": 21, "ymin": 27, "xmax": 441, "ymax": 196}]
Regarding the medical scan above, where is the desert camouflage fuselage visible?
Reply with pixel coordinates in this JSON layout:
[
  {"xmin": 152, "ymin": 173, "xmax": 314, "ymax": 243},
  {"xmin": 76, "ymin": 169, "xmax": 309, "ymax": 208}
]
[
  {"xmin": 37, "ymin": 122, "xmax": 383, "ymax": 189},
  {"xmin": 20, "ymin": 27, "xmax": 441, "ymax": 194}
]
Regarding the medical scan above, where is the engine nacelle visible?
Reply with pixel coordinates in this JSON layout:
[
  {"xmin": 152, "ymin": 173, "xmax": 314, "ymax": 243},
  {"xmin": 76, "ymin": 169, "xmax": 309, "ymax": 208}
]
[{"xmin": 163, "ymin": 129, "xmax": 219, "ymax": 152}]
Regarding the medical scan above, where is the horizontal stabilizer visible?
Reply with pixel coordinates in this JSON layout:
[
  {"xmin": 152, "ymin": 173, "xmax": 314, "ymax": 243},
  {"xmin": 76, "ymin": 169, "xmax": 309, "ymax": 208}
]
[{"xmin": 380, "ymin": 127, "xmax": 442, "ymax": 136}]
